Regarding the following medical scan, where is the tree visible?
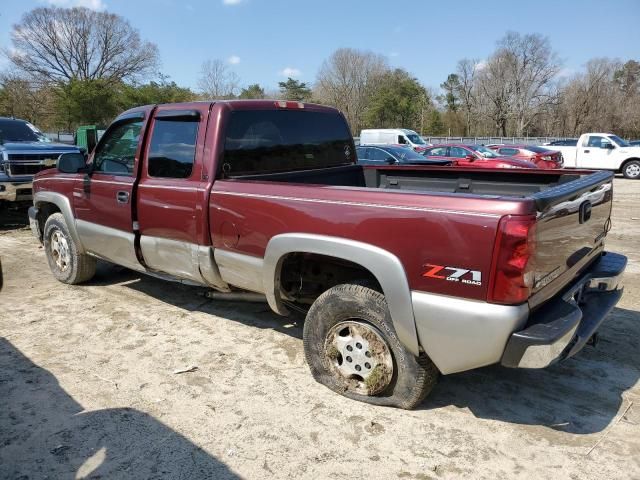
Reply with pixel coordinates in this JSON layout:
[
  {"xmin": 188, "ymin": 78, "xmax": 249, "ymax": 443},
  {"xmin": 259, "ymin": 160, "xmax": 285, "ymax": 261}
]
[
  {"xmin": 278, "ymin": 77, "xmax": 311, "ymax": 101},
  {"xmin": 440, "ymin": 74, "xmax": 460, "ymax": 112},
  {"xmin": 314, "ymin": 48, "xmax": 388, "ymax": 133},
  {"xmin": 120, "ymin": 77, "xmax": 196, "ymax": 108},
  {"xmin": 6, "ymin": 7, "xmax": 159, "ymax": 84},
  {"xmin": 425, "ymin": 109, "xmax": 445, "ymax": 135},
  {"xmin": 198, "ymin": 59, "xmax": 240, "ymax": 99},
  {"xmin": 54, "ymin": 78, "xmax": 121, "ymax": 130},
  {"xmin": 239, "ymin": 83, "xmax": 265, "ymax": 99},
  {"xmin": 456, "ymin": 59, "xmax": 479, "ymax": 136},
  {"xmin": 364, "ymin": 69, "xmax": 429, "ymax": 131},
  {"xmin": 0, "ymin": 73, "xmax": 54, "ymax": 127},
  {"xmin": 497, "ymin": 32, "xmax": 561, "ymax": 136}
]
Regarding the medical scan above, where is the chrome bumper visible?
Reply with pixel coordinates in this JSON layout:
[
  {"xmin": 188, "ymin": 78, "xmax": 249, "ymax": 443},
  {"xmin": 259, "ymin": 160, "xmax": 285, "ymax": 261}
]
[
  {"xmin": 0, "ymin": 180, "xmax": 33, "ymax": 201},
  {"xmin": 501, "ymin": 252, "xmax": 626, "ymax": 369}
]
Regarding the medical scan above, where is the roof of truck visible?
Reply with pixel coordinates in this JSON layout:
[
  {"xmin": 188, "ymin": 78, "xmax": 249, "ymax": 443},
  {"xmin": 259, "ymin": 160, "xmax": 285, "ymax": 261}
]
[{"xmin": 117, "ymin": 100, "xmax": 340, "ymax": 120}]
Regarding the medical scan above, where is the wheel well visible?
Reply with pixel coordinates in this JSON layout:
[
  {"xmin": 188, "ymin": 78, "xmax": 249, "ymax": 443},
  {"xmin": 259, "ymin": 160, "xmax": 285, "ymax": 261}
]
[
  {"xmin": 34, "ymin": 202, "xmax": 61, "ymax": 241},
  {"xmin": 277, "ymin": 252, "xmax": 382, "ymax": 307},
  {"xmin": 620, "ymin": 158, "xmax": 640, "ymax": 172}
]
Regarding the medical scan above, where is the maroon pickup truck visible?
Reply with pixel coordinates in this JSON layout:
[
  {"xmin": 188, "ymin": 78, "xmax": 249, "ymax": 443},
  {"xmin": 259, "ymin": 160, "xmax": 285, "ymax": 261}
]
[{"xmin": 29, "ymin": 100, "xmax": 626, "ymax": 409}]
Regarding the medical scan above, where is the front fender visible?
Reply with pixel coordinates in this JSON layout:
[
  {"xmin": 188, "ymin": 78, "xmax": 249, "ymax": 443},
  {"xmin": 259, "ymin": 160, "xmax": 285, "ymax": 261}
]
[{"xmin": 33, "ymin": 191, "xmax": 84, "ymax": 253}]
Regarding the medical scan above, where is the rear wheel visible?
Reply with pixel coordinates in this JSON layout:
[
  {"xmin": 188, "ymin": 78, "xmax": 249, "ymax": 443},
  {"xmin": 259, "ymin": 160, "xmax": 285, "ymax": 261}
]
[
  {"xmin": 622, "ymin": 160, "xmax": 640, "ymax": 179},
  {"xmin": 43, "ymin": 213, "xmax": 96, "ymax": 284},
  {"xmin": 303, "ymin": 283, "xmax": 439, "ymax": 409}
]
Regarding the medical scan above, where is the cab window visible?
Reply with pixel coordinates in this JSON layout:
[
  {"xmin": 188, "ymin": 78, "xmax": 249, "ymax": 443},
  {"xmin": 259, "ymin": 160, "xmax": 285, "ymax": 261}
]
[
  {"xmin": 147, "ymin": 118, "xmax": 199, "ymax": 178},
  {"xmin": 449, "ymin": 147, "xmax": 468, "ymax": 158},
  {"xmin": 369, "ymin": 148, "xmax": 390, "ymax": 162},
  {"xmin": 587, "ymin": 136, "xmax": 606, "ymax": 148},
  {"xmin": 498, "ymin": 147, "xmax": 519, "ymax": 156},
  {"xmin": 93, "ymin": 119, "xmax": 143, "ymax": 175}
]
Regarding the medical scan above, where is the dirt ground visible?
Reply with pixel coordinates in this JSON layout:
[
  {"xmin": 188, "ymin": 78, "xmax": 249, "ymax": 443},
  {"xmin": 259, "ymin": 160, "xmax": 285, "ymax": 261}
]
[{"xmin": 1, "ymin": 178, "xmax": 638, "ymax": 480}]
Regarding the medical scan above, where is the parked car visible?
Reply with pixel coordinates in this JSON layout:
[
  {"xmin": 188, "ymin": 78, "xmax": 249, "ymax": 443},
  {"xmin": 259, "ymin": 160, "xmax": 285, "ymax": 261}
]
[
  {"xmin": 356, "ymin": 145, "xmax": 451, "ymax": 166},
  {"xmin": 487, "ymin": 144, "xmax": 564, "ymax": 169},
  {"xmin": 29, "ymin": 100, "xmax": 626, "ymax": 409},
  {"xmin": 538, "ymin": 133, "xmax": 640, "ymax": 179},
  {"xmin": 544, "ymin": 139, "xmax": 578, "ymax": 147},
  {"xmin": 0, "ymin": 117, "xmax": 82, "ymax": 206},
  {"xmin": 422, "ymin": 144, "xmax": 537, "ymax": 169},
  {"xmin": 628, "ymin": 140, "xmax": 640, "ymax": 147},
  {"xmin": 359, "ymin": 128, "xmax": 430, "ymax": 152}
]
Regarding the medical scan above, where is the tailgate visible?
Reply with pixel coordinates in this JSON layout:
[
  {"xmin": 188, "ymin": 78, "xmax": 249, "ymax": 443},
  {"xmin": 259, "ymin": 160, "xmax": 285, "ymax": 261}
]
[{"xmin": 529, "ymin": 171, "xmax": 613, "ymax": 308}]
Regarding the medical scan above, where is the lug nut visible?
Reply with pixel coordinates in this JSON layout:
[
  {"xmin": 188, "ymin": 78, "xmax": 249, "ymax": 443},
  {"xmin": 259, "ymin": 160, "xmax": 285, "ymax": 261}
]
[
  {"xmin": 346, "ymin": 345, "xmax": 353, "ymax": 351},
  {"xmin": 346, "ymin": 356, "xmax": 352, "ymax": 363},
  {"xmin": 355, "ymin": 365, "xmax": 361, "ymax": 371},
  {"xmin": 356, "ymin": 342, "xmax": 362, "ymax": 349},
  {"xmin": 365, "ymin": 362, "xmax": 371, "ymax": 369}
]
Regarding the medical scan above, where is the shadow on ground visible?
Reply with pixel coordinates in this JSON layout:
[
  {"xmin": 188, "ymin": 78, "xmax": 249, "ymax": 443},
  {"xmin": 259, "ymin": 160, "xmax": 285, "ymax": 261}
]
[
  {"xmin": 0, "ymin": 337, "xmax": 239, "ymax": 479},
  {"xmin": 423, "ymin": 306, "xmax": 639, "ymax": 434},
  {"xmin": 84, "ymin": 263, "xmax": 637, "ymax": 435},
  {"xmin": 0, "ymin": 204, "xmax": 30, "ymax": 231}
]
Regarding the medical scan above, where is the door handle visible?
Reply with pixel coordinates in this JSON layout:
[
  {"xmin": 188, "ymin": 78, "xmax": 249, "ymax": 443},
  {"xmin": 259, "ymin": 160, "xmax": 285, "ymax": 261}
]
[
  {"xmin": 584, "ymin": 149, "xmax": 590, "ymax": 153},
  {"xmin": 116, "ymin": 191, "xmax": 129, "ymax": 204}
]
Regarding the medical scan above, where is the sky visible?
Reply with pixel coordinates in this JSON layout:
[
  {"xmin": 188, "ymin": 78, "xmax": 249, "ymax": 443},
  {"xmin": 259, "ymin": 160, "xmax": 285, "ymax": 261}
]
[{"xmin": 1, "ymin": 0, "xmax": 639, "ymax": 94}]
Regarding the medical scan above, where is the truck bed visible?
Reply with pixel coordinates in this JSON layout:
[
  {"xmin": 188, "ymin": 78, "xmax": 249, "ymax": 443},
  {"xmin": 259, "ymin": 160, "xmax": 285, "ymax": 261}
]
[{"xmin": 229, "ymin": 164, "xmax": 601, "ymax": 201}]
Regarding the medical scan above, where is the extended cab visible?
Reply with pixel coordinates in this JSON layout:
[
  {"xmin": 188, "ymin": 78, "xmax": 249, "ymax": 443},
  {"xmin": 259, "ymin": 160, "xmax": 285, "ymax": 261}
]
[
  {"xmin": 29, "ymin": 101, "xmax": 626, "ymax": 409},
  {"xmin": 546, "ymin": 133, "xmax": 640, "ymax": 179},
  {"xmin": 0, "ymin": 117, "xmax": 81, "ymax": 205}
]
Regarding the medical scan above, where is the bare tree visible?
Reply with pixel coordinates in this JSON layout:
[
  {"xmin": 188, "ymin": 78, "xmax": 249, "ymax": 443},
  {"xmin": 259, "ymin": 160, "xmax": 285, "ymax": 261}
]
[
  {"xmin": 5, "ymin": 7, "xmax": 159, "ymax": 84},
  {"xmin": 498, "ymin": 32, "xmax": 561, "ymax": 136},
  {"xmin": 314, "ymin": 48, "xmax": 388, "ymax": 133},
  {"xmin": 0, "ymin": 72, "xmax": 54, "ymax": 127},
  {"xmin": 455, "ymin": 59, "xmax": 479, "ymax": 136},
  {"xmin": 197, "ymin": 59, "xmax": 240, "ymax": 99},
  {"xmin": 477, "ymin": 50, "xmax": 514, "ymax": 136}
]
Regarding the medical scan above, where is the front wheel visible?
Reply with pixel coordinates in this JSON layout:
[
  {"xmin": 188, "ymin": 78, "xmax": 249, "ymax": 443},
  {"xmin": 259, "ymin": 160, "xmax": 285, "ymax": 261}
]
[
  {"xmin": 43, "ymin": 213, "xmax": 96, "ymax": 284},
  {"xmin": 303, "ymin": 283, "xmax": 439, "ymax": 409},
  {"xmin": 622, "ymin": 160, "xmax": 640, "ymax": 179}
]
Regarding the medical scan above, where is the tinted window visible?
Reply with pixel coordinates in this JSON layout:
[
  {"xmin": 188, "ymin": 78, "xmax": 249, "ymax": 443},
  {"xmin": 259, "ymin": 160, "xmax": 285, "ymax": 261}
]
[
  {"xmin": 0, "ymin": 119, "xmax": 48, "ymax": 142},
  {"xmin": 223, "ymin": 110, "xmax": 353, "ymax": 176},
  {"xmin": 498, "ymin": 147, "xmax": 519, "ymax": 156},
  {"xmin": 449, "ymin": 147, "xmax": 468, "ymax": 158},
  {"xmin": 527, "ymin": 146, "xmax": 553, "ymax": 154},
  {"xmin": 426, "ymin": 147, "xmax": 448, "ymax": 157},
  {"xmin": 356, "ymin": 147, "xmax": 368, "ymax": 159},
  {"xmin": 397, "ymin": 135, "xmax": 407, "ymax": 144},
  {"xmin": 93, "ymin": 119, "xmax": 143, "ymax": 175},
  {"xmin": 148, "ymin": 119, "xmax": 198, "ymax": 178}
]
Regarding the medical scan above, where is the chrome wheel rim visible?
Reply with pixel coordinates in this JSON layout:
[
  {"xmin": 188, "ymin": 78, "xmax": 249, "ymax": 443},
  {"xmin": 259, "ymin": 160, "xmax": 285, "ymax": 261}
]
[
  {"xmin": 625, "ymin": 163, "xmax": 640, "ymax": 178},
  {"xmin": 50, "ymin": 230, "xmax": 71, "ymax": 272},
  {"xmin": 324, "ymin": 320, "xmax": 394, "ymax": 395}
]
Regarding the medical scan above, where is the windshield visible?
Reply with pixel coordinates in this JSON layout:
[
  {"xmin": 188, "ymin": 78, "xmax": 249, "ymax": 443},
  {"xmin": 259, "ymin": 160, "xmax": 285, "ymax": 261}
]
[
  {"xmin": 387, "ymin": 147, "xmax": 427, "ymax": 161},
  {"xmin": 608, "ymin": 135, "xmax": 629, "ymax": 147},
  {"xmin": 470, "ymin": 145, "xmax": 499, "ymax": 158},
  {"xmin": 405, "ymin": 133, "xmax": 426, "ymax": 145},
  {"xmin": 0, "ymin": 119, "xmax": 49, "ymax": 142}
]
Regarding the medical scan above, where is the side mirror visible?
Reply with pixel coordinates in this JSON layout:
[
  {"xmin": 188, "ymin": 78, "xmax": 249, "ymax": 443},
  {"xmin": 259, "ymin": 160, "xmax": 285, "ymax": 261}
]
[
  {"xmin": 602, "ymin": 143, "xmax": 615, "ymax": 149},
  {"xmin": 57, "ymin": 152, "xmax": 86, "ymax": 174},
  {"xmin": 466, "ymin": 154, "xmax": 476, "ymax": 161}
]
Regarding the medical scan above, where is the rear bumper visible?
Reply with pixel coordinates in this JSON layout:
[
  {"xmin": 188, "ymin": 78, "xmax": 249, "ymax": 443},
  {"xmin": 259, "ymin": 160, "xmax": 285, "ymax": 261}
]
[
  {"xmin": 0, "ymin": 180, "xmax": 33, "ymax": 201},
  {"xmin": 501, "ymin": 252, "xmax": 626, "ymax": 368}
]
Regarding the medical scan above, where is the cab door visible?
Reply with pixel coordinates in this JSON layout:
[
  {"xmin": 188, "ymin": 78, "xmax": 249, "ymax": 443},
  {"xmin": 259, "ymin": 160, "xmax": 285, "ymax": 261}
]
[
  {"xmin": 136, "ymin": 104, "xmax": 210, "ymax": 282},
  {"xmin": 73, "ymin": 112, "xmax": 146, "ymax": 270},
  {"xmin": 580, "ymin": 135, "xmax": 614, "ymax": 168}
]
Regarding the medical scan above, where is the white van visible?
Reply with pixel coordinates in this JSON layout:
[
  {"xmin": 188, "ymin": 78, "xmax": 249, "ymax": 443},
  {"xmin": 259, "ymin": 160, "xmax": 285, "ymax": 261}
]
[{"xmin": 359, "ymin": 129, "xmax": 430, "ymax": 152}]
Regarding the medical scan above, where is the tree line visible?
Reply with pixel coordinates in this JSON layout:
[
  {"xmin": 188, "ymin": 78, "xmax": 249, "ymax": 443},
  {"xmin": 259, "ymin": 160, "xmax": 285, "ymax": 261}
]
[{"xmin": 1, "ymin": 5, "xmax": 638, "ymax": 139}]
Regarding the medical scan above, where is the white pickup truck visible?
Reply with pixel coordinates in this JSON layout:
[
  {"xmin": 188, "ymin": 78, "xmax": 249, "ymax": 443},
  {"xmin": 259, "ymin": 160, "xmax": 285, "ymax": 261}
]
[{"xmin": 545, "ymin": 133, "xmax": 640, "ymax": 179}]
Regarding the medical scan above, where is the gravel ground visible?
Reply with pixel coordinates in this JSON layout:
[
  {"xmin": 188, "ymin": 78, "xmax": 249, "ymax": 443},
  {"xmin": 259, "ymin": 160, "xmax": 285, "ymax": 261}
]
[{"xmin": 0, "ymin": 178, "xmax": 638, "ymax": 479}]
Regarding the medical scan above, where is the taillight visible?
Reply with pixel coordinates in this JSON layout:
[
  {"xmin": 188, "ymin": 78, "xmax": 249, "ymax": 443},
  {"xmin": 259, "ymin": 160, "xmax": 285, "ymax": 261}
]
[{"xmin": 488, "ymin": 215, "xmax": 536, "ymax": 304}]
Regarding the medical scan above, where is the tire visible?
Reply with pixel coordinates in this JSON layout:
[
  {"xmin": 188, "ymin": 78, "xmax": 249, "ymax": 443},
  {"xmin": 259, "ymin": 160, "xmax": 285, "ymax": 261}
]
[
  {"xmin": 43, "ymin": 213, "xmax": 96, "ymax": 284},
  {"xmin": 303, "ymin": 283, "xmax": 439, "ymax": 409},
  {"xmin": 622, "ymin": 160, "xmax": 640, "ymax": 179}
]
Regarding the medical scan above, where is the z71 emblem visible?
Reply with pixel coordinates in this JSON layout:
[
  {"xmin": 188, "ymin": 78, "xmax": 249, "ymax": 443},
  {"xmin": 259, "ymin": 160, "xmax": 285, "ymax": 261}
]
[{"xmin": 422, "ymin": 264, "xmax": 482, "ymax": 286}]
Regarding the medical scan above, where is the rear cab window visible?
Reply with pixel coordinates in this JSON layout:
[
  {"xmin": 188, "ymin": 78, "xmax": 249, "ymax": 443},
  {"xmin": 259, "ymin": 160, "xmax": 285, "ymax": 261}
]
[
  {"xmin": 148, "ymin": 119, "xmax": 199, "ymax": 178},
  {"xmin": 222, "ymin": 110, "xmax": 354, "ymax": 176}
]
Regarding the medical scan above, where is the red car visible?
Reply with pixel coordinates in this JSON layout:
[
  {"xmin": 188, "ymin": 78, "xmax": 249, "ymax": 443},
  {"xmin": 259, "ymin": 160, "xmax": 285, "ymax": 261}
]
[
  {"xmin": 488, "ymin": 145, "xmax": 563, "ymax": 169},
  {"xmin": 423, "ymin": 144, "xmax": 536, "ymax": 169}
]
